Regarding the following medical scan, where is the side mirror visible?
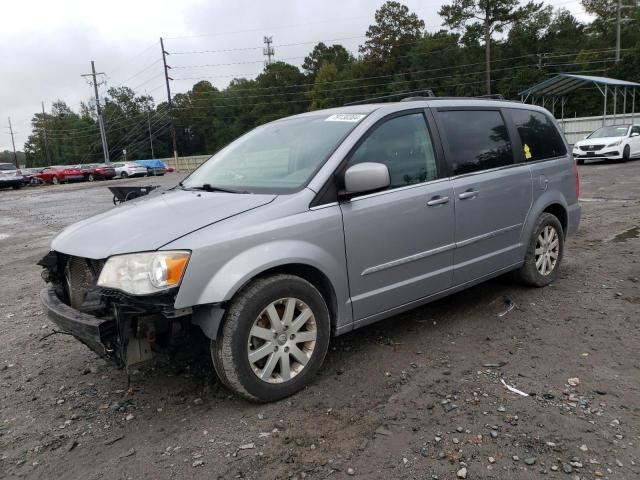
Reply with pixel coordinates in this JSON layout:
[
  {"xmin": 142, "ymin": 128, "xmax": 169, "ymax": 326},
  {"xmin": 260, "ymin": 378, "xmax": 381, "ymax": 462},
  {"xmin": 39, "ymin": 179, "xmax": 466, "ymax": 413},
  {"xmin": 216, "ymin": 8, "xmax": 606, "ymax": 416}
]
[{"xmin": 343, "ymin": 162, "xmax": 390, "ymax": 195}]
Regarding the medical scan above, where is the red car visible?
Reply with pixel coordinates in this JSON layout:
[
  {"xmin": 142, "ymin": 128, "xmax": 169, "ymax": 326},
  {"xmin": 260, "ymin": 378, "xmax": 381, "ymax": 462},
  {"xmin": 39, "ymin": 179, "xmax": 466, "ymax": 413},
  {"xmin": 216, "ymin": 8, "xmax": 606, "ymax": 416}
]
[
  {"xmin": 73, "ymin": 164, "xmax": 116, "ymax": 181},
  {"xmin": 34, "ymin": 166, "xmax": 85, "ymax": 185}
]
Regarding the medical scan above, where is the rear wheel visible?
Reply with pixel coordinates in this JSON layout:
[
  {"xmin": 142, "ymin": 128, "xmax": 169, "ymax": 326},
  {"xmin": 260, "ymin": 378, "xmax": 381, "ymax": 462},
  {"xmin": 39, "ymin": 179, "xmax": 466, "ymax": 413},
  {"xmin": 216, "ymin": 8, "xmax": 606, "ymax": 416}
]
[
  {"xmin": 514, "ymin": 213, "xmax": 564, "ymax": 287},
  {"xmin": 51, "ymin": 176, "xmax": 59, "ymax": 185},
  {"xmin": 211, "ymin": 274, "xmax": 331, "ymax": 402}
]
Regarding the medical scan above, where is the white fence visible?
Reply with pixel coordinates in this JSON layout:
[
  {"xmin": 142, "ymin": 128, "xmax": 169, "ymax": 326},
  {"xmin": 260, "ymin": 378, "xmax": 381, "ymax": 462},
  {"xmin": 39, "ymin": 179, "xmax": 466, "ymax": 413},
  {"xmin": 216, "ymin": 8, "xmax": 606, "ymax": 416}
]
[{"xmin": 559, "ymin": 112, "xmax": 639, "ymax": 146}]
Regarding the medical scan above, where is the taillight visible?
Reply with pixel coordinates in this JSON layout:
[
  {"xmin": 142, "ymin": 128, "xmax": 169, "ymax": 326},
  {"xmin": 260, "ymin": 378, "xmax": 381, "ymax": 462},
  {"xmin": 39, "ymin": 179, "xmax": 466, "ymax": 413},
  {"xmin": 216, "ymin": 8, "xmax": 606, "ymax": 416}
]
[{"xmin": 573, "ymin": 160, "xmax": 580, "ymax": 198}]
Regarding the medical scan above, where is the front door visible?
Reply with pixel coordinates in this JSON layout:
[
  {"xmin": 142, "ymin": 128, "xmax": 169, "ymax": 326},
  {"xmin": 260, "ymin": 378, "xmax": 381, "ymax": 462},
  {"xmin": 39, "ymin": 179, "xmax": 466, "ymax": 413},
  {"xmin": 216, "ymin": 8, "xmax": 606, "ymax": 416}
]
[
  {"xmin": 435, "ymin": 108, "xmax": 532, "ymax": 285},
  {"xmin": 340, "ymin": 112, "xmax": 455, "ymax": 321}
]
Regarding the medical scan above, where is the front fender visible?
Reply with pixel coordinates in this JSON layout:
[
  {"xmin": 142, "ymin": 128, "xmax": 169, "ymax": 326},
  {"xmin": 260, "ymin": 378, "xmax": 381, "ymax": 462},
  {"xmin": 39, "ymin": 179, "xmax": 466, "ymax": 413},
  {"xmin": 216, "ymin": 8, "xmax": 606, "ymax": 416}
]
[{"xmin": 198, "ymin": 240, "xmax": 345, "ymax": 304}]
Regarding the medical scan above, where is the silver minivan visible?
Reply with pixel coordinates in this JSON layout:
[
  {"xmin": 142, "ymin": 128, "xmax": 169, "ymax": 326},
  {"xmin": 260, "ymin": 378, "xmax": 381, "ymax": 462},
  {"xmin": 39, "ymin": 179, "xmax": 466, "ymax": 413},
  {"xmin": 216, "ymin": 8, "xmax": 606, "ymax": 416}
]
[{"xmin": 40, "ymin": 98, "xmax": 581, "ymax": 401}]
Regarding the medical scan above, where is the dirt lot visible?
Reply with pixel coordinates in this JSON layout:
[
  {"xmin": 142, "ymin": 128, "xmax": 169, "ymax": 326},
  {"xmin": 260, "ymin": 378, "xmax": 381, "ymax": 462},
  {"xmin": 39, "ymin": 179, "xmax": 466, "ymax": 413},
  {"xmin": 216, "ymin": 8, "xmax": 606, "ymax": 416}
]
[{"xmin": 0, "ymin": 163, "xmax": 638, "ymax": 480}]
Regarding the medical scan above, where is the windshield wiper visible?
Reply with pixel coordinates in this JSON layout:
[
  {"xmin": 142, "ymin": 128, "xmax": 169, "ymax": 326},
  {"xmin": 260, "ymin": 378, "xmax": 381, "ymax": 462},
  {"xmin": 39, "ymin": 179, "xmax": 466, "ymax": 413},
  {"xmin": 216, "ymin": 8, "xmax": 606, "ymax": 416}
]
[{"xmin": 179, "ymin": 182, "xmax": 249, "ymax": 194}]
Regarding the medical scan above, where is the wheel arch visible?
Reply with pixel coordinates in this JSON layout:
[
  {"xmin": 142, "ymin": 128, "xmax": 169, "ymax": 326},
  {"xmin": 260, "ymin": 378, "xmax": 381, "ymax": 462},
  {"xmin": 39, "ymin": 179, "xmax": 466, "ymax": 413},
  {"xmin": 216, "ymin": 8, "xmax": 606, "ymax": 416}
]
[{"xmin": 522, "ymin": 192, "xmax": 569, "ymax": 250}]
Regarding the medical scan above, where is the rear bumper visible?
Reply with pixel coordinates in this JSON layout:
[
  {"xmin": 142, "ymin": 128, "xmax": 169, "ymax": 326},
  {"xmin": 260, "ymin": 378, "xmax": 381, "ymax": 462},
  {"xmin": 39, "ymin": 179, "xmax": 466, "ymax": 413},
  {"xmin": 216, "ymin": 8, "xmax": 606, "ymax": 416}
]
[
  {"xmin": 40, "ymin": 287, "xmax": 116, "ymax": 358},
  {"xmin": 567, "ymin": 202, "xmax": 581, "ymax": 237}
]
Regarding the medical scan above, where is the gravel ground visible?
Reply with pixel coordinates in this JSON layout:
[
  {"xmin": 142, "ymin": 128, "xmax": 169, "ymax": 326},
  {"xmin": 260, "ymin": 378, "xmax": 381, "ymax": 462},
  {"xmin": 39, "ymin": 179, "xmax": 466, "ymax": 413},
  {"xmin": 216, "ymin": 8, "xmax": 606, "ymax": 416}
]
[{"xmin": 0, "ymin": 163, "xmax": 638, "ymax": 480}]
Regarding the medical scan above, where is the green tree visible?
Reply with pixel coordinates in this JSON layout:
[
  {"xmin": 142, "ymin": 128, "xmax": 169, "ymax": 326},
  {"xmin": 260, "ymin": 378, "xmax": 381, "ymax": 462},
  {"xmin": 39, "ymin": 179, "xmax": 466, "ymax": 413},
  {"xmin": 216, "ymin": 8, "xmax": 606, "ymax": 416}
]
[
  {"xmin": 439, "ymin": 0, "xmax": 542, "ymax": 94},
  {"xmin": 302, "ymin": 43, "xmax": 353, "ymax": 77},
  {"xmin": 359, "ymin": 1, "xmax": 425, "ymax": 73}
]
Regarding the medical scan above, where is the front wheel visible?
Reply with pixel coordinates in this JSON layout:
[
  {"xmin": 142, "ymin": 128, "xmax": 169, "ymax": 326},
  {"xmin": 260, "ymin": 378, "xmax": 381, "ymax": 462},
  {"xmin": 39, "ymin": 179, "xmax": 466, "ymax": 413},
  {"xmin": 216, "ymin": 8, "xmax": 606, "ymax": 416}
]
[
  {"xmin": 211, "ymin": 274, "xmax": 331, "ymax": 402},
  {"xmin": 514, "ymin": 213, "xmax": 564, "ymax": 287},
  {"xmin": 622, "ymin": 145, "xmax": 630, "ymax": 162},
  {"xmin": 120, "ymin": 172, "xmax": 128, "ymax": 179}
]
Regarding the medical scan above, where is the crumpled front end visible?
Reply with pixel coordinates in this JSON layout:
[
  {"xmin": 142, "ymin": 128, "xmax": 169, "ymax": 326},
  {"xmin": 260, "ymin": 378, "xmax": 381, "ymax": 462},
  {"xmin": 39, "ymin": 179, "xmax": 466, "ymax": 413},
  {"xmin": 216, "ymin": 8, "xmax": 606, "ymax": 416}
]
[{"xmin": 38, "ymin": 251, "xmax": 193, "ymax": 367}]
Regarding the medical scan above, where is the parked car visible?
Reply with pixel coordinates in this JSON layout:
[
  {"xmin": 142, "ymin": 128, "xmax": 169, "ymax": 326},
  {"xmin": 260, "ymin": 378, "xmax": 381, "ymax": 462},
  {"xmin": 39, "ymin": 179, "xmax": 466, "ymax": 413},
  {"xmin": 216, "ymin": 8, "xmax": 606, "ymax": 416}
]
[
  {"xmin": 20, "ymin": 168, "xmax": 44, "ymax": 185},
  {"xmin": 34, "ymin": 166, "xmax": 85, "ymax": 184},
  {"xmin": 572, "ymin": 124, "xmax": 640, "ymax": 164},
  {"xmin": 0, "ymin": 163, "xmax": 24, "ymax": 189},
  {"xmin": 73, "ymin": 164, "xmax": 116, "ymax": 181},
  {"xmin": 39, "ymin": 98, "xmax": 580, "ymax": 402},
  {"xmin": 135, "ymin": 159, "xmax": 166, "ymax": 176},
  {"xmin": 110, "ymin": 162, "xmax": 148, "ymax": 178}
]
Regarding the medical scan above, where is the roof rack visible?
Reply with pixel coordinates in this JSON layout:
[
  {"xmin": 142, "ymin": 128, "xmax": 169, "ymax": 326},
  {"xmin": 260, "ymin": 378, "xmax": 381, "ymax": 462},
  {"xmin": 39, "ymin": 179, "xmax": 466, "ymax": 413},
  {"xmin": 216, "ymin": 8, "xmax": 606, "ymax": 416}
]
[
  {"xmin": 344, "ymin": 89, "xmax": 435, "ymax": 106},
  {"xmin": 343, "ymin": 91, "xmax": 510, "ymax": 106}
]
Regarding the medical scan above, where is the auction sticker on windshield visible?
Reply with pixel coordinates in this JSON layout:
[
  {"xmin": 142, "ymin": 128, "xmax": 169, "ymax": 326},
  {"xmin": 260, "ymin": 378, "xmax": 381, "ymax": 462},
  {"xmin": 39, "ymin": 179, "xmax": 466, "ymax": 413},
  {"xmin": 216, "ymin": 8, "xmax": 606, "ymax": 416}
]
[{"xmin": 325, "ymin": 113, "xmax": 366, "ymax": 122}]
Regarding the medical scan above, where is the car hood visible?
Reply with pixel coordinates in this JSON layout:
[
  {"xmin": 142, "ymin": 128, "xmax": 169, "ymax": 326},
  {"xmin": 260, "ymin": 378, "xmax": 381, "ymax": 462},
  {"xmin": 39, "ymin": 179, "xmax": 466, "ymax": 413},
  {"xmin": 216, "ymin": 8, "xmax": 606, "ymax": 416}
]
[
  {"xmin": 51, "ymin": 188, "xmax": 276, "ymax": 259},
  {"xmin": 575, "ymin": 136, "xmax": 624, "ymax": 147}
]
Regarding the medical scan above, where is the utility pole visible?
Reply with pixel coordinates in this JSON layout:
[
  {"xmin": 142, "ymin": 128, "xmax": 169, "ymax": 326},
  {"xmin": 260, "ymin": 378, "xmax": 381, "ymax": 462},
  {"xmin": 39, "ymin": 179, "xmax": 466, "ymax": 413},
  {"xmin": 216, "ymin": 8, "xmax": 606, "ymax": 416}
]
[
  {"xmin": 160, "ymin": 37, "xmax": 179, "ymax": 171},
  {"xmin": 147, "ymin": 110, "xmax": 155, "ymax": 159},
  {"xmin": 81, "ymin": 61, "xmax": 110, "ymax": 162},
  {"xmin": 616, "ymin": 0, "xmax": 622, "ymax": 62},
  {"xmin": 41, "ymin": 102, "xmax": 51, "ymax": 166},
  {"xmin": 7, "ymin": 117, "xmax": 18, "ymax": 168},
  {"xmin": 263, "ymin": 36, "xmax": 274, "ymax": 66}
]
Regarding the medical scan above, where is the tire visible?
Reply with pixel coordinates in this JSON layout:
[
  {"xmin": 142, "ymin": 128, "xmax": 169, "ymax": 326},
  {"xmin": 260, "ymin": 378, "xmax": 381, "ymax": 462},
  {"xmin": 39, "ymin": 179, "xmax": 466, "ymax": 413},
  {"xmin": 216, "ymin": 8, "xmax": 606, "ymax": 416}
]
[
  {"xmin": 51, "ymin": 176, "xmax": 59, "ymax": 185},
  {"xmin": 87, "ymin": 173, "xmax": 95, "ymax": 182},
  {"xmin": 120, "ymin": 172, "xmax": 128, "ymax": 179},
  {"xmin": 211, "ymin": 274, "xmax": 331, "ymax": 402},
  {"xmin": 622, "ymin": 145, "xmax": 630, "ymax": 162},
  {"xmin": 514, "ymin": 213, "xmax": 564, "ymax": 287},
  {"xmin": 576, "ymin": 158, "xmax": 584, "ymax": 165}
]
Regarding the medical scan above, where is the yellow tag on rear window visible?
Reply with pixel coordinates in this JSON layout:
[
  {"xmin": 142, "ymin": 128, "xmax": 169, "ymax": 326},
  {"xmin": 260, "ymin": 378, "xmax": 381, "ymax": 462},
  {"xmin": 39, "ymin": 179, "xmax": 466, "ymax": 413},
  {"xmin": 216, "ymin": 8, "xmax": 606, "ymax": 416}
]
[{"xmin": 523, "ymin": 143, "xmax": 532, "ymax": 160}]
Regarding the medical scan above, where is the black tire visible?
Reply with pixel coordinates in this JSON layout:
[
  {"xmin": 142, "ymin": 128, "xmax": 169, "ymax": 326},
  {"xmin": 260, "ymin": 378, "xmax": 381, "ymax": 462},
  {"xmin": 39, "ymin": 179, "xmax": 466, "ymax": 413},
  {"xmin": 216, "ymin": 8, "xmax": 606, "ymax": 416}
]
[
  {"xmin": 576, "ymin": 158, "xmax": 584, "ymax": 165},
  {"xmin": 87, "ymin": 173, "xmax": 95, "ymax": 182},
  {"xmin": 51, "ymin": 176, "xmax": 59, "ymax": 185},
  {"xmin": 514, "ymin": 212, "xmax": 564, "ymax": 287},
  {"xmin": 211, "ymin": 274, "xmax": 331, "ymax": 402},
  {"xmin": 120, "ymin": 172, "xmax": 128, "ymax": 179},
  {"xmin": 622, "ymin": 145, "xmax": 630, "ymax": 162}
]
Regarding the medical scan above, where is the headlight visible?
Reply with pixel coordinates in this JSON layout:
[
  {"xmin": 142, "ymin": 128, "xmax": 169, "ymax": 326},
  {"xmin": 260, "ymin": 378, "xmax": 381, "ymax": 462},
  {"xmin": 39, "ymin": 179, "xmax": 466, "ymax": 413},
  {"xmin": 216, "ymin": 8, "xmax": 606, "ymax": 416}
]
[
  {"xmin": 97, "ymin": 251, "xmax": 190, "ymax": 295},
  {"xmin": 606, "ymin": 139, "xmax": 622, "ymax": 147}
]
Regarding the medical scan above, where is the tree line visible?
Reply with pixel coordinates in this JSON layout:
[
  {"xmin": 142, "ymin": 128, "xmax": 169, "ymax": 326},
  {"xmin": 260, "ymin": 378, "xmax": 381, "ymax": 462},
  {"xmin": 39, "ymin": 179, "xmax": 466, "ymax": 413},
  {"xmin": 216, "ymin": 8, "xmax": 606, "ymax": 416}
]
[{"xmin": 22, "ymin": 0, "xmax": 640, "ymax": 167}]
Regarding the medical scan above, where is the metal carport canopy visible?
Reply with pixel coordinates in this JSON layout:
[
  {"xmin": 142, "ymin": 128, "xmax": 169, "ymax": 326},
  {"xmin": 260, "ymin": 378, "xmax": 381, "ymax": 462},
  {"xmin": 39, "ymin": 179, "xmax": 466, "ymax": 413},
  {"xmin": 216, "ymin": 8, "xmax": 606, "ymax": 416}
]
[{"xmin": 519, "ymin": 74, "xmax": 640, "ymax": 99}]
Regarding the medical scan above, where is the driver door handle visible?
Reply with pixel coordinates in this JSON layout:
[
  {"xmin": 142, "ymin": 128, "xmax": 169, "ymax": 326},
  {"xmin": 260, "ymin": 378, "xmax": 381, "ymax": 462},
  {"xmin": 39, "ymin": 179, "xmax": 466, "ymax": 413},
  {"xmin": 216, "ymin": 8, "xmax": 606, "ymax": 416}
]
[
  {"xmin": 427, "ymin": 195, "xmax": 449, "ymax": 206},
  {"xmin": 458, "ymin": 189, "xmax": 479, "ymax": 200}
]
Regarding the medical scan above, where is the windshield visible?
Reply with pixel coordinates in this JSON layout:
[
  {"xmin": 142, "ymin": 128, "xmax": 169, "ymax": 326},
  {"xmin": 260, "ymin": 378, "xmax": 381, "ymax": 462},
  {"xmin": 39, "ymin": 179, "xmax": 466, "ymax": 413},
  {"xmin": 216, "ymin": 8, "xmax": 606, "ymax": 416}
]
[
  {"xmin": 588, "ymin": 125, "xmax": 629, "ymax": 138},
  {"xmin": 181, "ymin": 113, "xmax": 366, "ymax": 193}
]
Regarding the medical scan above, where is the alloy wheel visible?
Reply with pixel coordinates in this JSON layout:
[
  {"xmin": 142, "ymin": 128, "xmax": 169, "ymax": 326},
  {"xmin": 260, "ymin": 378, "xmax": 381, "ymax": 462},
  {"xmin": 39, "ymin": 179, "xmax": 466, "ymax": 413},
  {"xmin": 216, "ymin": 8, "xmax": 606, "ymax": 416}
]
[
  {"xmin": 247, "ymin": 298, "xmax": 317, "ymax": 384},
  {"xmin": 535, "ymin": 225, "xmax": 559, "ymax": 276}
]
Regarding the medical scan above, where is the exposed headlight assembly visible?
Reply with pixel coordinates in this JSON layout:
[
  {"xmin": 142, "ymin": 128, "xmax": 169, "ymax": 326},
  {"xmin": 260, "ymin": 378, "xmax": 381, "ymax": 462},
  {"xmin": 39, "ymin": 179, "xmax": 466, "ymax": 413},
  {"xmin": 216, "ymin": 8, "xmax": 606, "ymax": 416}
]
[{"xmin": 97, "ymin": 251, "xmax": 190, "ymax": 295}]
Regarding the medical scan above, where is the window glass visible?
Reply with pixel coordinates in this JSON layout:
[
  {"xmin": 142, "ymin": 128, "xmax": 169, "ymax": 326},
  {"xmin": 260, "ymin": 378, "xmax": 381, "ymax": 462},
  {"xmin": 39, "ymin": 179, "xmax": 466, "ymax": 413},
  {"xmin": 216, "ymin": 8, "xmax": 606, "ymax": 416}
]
[
  {"xmin": 347, "ymin": 113, "xmax": 438, "ymax": 188},
  {"xmin": 509, "ymin": 109, "xmax": 567, "ymax": 161},
  {"xmin": 631, "ymin": 126, "xmax": 640, "ymax": 135},
  {"xmin": 439, "ymin": 110, "xmax": 513, "ymax": 175},
  {"xmin": 588, "ymin": 125, "xmax": 629, "ymax": 138}
]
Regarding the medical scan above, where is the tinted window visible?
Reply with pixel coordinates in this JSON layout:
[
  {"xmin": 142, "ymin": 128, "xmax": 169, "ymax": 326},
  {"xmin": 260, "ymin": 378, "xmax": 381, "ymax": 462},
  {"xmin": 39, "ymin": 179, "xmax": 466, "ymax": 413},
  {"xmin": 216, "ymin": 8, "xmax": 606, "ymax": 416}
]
[
  {"xmin": 347, "ymin": 113, "xmax": 438, "ymax": 188},
  {"xmin": 439, "ymin": 110, "xmax": 513, "ymax": 175},
  {"xmin": 631, "ymin": 126, "xmax": 640, "ymax": 135},
  {"xmin": 509, "ymin": 109, "xmax": 567, "ymax": 161}
]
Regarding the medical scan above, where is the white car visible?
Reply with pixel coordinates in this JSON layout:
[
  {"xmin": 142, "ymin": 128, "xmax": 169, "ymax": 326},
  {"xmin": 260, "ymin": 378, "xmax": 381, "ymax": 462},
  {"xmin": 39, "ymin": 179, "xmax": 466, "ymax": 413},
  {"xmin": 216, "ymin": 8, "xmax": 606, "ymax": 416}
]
[
  {"xmin": 0, "ymin": 163, "xmax": 24, "ymax": 189},
  {"xmin": 110, "ymin": 162, "xmax": 148, "ymax": 178},
  {"xmin": 573, "ymin": 124, "xmax": 640, "ymax": 164}
]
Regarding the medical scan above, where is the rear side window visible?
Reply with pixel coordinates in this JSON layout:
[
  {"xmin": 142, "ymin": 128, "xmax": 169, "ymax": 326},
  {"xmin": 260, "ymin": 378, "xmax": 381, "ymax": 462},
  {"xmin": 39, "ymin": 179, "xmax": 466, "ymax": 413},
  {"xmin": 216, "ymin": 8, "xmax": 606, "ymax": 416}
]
[
  {"xmin": 347, "ymin": 113, "xmax": 438, "ymax": 188},
  {"xmin": 439, "ymin": 110, "xmax": 513, "ymax": 175},
  {"xmin": 509, "ymin": 109, "xmax": 566, "ymax": 161}
]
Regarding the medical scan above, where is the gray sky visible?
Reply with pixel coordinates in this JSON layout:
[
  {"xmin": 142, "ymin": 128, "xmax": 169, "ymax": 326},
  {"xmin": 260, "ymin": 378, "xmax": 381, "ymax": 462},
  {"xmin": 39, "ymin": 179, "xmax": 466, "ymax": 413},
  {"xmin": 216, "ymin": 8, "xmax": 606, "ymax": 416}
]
[{"xmin": 0, "ymin": 0, "xmax": 591, "ymax": 151}]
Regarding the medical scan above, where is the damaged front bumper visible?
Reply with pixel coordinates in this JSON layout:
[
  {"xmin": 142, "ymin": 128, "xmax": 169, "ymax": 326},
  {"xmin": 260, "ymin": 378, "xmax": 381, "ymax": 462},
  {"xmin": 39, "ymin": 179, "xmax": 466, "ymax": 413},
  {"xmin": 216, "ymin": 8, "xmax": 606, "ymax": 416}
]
[
  {"xmin": 40, "ymin": 286, "xmax": 117, "ymax": 358},
  {"xmin": 38, "ymin": 250, "xmax": 224, "ymax": 367}
]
